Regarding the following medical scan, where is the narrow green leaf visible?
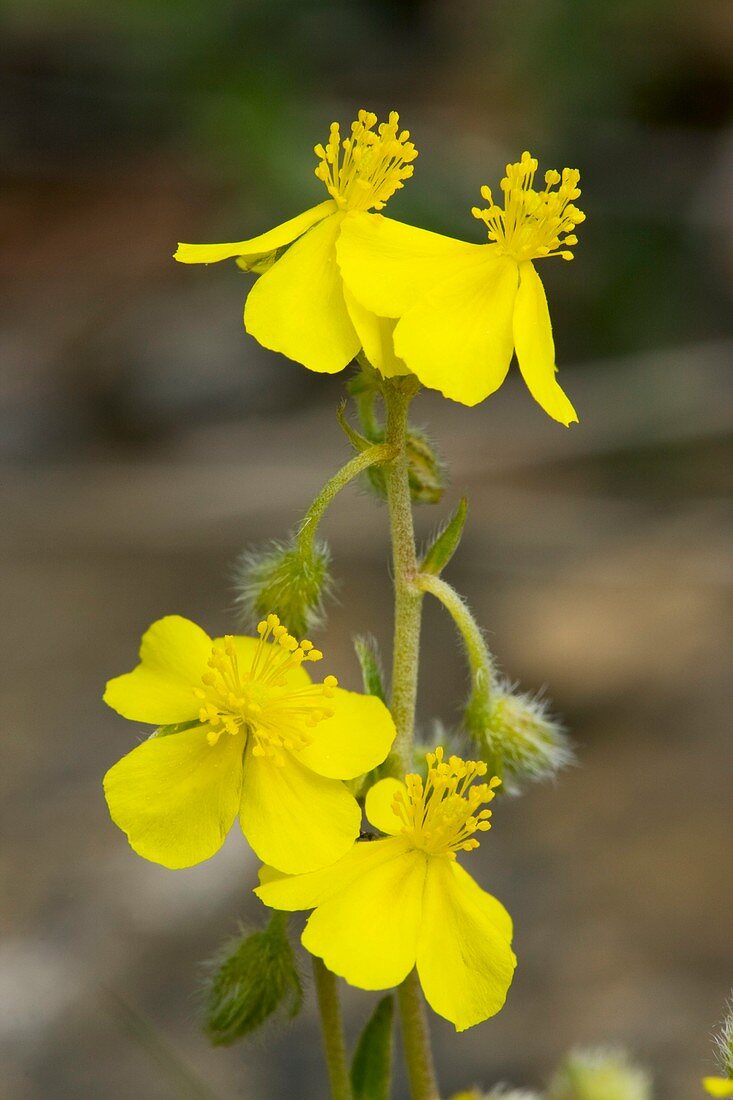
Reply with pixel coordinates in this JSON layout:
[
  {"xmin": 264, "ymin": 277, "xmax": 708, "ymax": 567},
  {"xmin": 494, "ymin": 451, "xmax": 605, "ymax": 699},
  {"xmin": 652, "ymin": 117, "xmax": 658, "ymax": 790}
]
[
  {"xmin": 351, "ymin": 995, "xmax": 395, "ymax": 1100},
  {"xmin": 353, "ymin": 635, "xmax": 386, "ymax": 703},
  {"xmin": 336, "ymin": 399, "xmax": 373, "ymax": 453},
  {"xmin": 420, "ymin": 497, "xmax": 468, "ymax": 575}
]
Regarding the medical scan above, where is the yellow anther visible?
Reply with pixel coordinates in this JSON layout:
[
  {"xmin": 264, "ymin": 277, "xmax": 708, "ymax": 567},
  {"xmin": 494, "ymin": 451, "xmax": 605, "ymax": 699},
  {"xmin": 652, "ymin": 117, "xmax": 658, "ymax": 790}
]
[
  {"xmin": 314, "ymin": 109, "xmax": 418, "ymax": 212},
  {"xmin": 392, "ymin": 749, "xmax": 501, "ymax": 857},
  {"xmin": 472, "ymin": 152, "xmax": 584, "ymax": 263},
  {"xmin": 197, "ymin": 612, "xmax": 337, "ymax": 759}
]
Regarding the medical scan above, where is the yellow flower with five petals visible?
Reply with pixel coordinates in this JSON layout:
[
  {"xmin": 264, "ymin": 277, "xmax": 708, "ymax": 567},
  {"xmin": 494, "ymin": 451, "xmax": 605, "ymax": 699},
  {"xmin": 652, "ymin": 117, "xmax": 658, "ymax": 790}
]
[
  {"xmin": 103, "ymin": 614, "xmax": 396, "ymax": 874},
  {"xmin": 256, "ymin": 748, "xmax": 516, "ymax": 1032},
  {"xmin": 174, "ymin": 109, "xmax": 417, "ymax": 378},
  {"xmin": 337, "ymin": 150, "xmax": 585, "ymax": 425}
]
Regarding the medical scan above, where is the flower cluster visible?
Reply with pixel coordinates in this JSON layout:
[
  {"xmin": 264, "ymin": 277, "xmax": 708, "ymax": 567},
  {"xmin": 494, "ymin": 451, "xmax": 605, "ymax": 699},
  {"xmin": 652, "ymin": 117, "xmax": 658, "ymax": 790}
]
[
  {"xmin": 102, "ymin": 108, "xmax": 589, "ymax": 1086},
  {"xmin": 176, "ymin": 112, "xmax": 584, "ymax": 423}
]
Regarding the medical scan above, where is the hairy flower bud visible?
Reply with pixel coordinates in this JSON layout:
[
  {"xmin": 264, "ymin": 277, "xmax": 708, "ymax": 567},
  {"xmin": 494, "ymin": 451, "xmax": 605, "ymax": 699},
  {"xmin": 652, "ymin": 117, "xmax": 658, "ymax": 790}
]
[
  {"xmin": 234, "ymin": 538, "xmax": 332, "ymax": 638},
  {"xmin": 203, "ymin": 913, "xmax": 303, "ymax": 1046},
  {"xmin": 715, "ymin": 999, "xmax": 733, "ymax": 1078},
  {"xmin": 366, "ymin": 425, "xmax": 445, "ymax": 505},
  {"xmin": 466, "ymin": 681, "xmax": 572, "ymax": 795},
  {"xmin": 704, "ymin": 994, "xmax": 733, "ymax": 1095},
  {"xmin": 548, "ymin": 1048, "xmax": 651, "ymax": 1100}
]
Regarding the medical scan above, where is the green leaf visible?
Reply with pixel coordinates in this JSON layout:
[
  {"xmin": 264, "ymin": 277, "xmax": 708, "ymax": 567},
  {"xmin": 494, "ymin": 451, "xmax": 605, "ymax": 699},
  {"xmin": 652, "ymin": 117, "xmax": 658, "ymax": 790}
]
[
  {"xmin": 353, "ymin": 635, "xmax": 386, "ymax": 703},
  {"xmin": 350, "ymin": 995, "xmax": 395, "ymax": 1100},
  {"xmin": 420, "ymin": 497, "xmax": 468, "ymax": 575}
]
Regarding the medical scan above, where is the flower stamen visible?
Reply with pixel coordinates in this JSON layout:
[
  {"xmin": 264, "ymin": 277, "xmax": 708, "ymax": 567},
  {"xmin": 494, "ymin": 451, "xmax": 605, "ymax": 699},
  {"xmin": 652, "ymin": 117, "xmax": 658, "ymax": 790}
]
[
  {"xmin": 314, "ymin": 109, "xmax": 418, "ymax": 213},
  {"xmin": 471, "ymin": 150, "xmax": 585, "ymax": 263},
  {"xmin": 194, "ymin": 613, "xmax": 338, "ymax": 763},
  {"xmin": 390, "ymin": 747, "xmax": 501, "ymax": 858}
]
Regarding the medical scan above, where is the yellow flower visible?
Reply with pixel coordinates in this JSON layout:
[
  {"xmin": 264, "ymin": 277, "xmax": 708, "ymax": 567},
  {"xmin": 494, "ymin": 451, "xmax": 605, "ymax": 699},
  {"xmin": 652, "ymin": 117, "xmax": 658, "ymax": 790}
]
[
  {"xmin": 337, "ymin": 151, "xmax": 585, "ymax": 425},
  {"xmin": 174, "ymin": 109, "xmax": 417, "ymax": 378},
  {"xmin": 103, "ymin": 614, "xmax": 396, "ymax": 874},
  {"xmin": 256, "ymin": 748, "xmax": 516, "ymax": 1032},
  {"xmin": 704, "ymin": 1079, "xmax": 733, "ymax": 1097}
]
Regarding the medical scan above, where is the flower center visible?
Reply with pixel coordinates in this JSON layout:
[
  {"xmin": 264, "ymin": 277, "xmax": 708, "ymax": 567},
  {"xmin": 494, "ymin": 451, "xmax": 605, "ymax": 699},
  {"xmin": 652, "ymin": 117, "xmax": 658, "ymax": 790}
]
[
  {"xmin": 314, "ymin": 109, "xmax": 417, "ymax": 213},
  {"xmin": 471, "ymin": 150, "xmax": 585, "ymax": 263},
  {"xmin": 390, "ymin": 747, "xmax": 501, "ymax": 858},
  {"xmin": 194, "ymin": 613, "xmax": 338, "ymax": 764}
]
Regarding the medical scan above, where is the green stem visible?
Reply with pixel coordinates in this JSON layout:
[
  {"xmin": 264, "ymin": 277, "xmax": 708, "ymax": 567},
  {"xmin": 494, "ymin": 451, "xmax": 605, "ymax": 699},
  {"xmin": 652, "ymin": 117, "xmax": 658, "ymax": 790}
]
[
  {"xmin": 312, "ymin": 958, "xmax": 352, "ymax": 1100},
  {"xmin": 297, "ymin": 442, "xmax": 395, "ymax": 557},
  {"xmin": 397, "ymin": 972, "xmax": 440, "ymax": 1100},
  {"xmin": 383, "ymin": 381, "xmax": 423, "ymax": 769},
  {"xmin": 415, "ymin": 572, "xmax": 497, "ymax": 707},
  {"xmin": 382, "ymin": 380, "xmax": 439, "ymax": 1100}
]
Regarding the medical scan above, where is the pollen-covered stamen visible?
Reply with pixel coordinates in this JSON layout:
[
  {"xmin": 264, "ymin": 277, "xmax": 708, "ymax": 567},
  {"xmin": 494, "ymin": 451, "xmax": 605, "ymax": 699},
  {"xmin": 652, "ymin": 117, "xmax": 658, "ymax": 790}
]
[
  {"xmin": 471, "ymin": 150, "xmax": 585, "ymax": 263},
  {"xmin": 193, "ymin": 613, "xmax": 338, "ymax": 762},
  {"xmin": 390, "ymin": 747, "xmax": 502, "ymax": 858},
  {"xmin": 314, "ymin": 109, "xmax": 418, "ymax": 213}
]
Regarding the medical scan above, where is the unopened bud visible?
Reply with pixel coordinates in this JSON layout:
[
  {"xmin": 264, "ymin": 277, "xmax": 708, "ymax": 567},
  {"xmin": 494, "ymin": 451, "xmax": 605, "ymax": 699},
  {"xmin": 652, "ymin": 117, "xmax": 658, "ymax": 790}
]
[
  {"xmin": 548, "ymin": 1048, "xmax": 651, "ymax": 1100},
  {"xmin": 466, "ymin": 682, "xmax": 572, "ymax": 795},
  {"xmin": 703, "ymin": 994, "xmax": 733, "ymax": 1095},
  {"xmin": 203, "ymin": 913, "xmax": 302, "ymax": 1046},
  {"xmin": 234, "ymin": 538, "xmax": 332, "ymax": 638},
  {"xmin": 367, "ymin": 426, "xmax": 445, "ymax": 505}
]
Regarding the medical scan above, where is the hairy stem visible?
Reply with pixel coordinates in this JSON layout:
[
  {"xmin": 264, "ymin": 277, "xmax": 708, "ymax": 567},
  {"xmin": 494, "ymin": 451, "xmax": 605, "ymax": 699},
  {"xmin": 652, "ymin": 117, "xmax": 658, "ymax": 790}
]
[
  {"xmin": 383, "ymin": 381, "xmax": 423, "ymax": 768},
  {"xmin": 415, "ymin": 571, "xmax": 497, "ymax": 708},
  {"xmin": 297, "ymin": 443, "xmax": 395, "ymax": 558},
  {"xmin": 382, "ymin": 380, "xmax": 439, "ymax": 1100},
  {"xmin": 397, "ymin": 971, "xmax": 440, "ymax": 1100},
  {"xmin": 312, "ymin": 958, "xmax": 352, "ymax": 1100}
]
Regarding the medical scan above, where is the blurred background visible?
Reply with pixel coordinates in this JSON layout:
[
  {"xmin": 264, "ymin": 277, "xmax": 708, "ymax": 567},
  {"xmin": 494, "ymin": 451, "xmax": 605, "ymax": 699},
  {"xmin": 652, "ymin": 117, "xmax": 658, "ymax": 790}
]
[{"xmin": 2, "ymin": 1, "xmax": 732, "ymax": 1097}]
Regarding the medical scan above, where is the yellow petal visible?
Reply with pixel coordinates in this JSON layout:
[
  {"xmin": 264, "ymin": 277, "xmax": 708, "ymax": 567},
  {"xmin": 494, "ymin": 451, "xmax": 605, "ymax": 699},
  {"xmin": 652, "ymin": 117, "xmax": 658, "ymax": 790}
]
[
  {"xmin": 337, "ymin": 212, "xmax": 480, "ymax": 317},
  {"xmin": 212, "ymin": 634, "xmax": 312, "ymax": 691},
  {"xmin": 173, "ymin": 200, "xmax": 336, "ymax": 266},
  {"xmin": 255, "ymin": 836, "xmax": 407, "ymax": 910},
  {"xmin": 703, "ymin": 1079, "xmax": 733, "ymax": 1097},
  {"xmin": 103, "ymin": 616, "xmax": 211, "ymax": 725},
  {"xmin": 301, "ymin": 847, "xmax": 426, "ymax": 990},
  {"xmin": 513, "ymin": 261, "xmax": 578, "ymax": 426},
  {"xmin": 294, "ymin": 690, "xmax": 396, "ymax": 780},
  {"xmin": 244, "ymin": 212, "xmax": 360, "ymax": 374},
  {"xmin": 365, "ymin": 777, "xmax": 407, "ymax": 835},
  {"xmin": 343, "ymin": 285, "xmax": 410, "ymax": 378},
  {"xmin": 103, "ymin": 725, "xmax": 244, "ymax": 868},
  {"xmin": 416, "ymin": 858, "xmax": 516, "ymax": 1031},
  {"xmin": 239, "ymin": 750, "xmax": 361, "ymax": 874},
  {"xmin": 393, "ymin": 254, "xmax": 518, "ymax": 407}
]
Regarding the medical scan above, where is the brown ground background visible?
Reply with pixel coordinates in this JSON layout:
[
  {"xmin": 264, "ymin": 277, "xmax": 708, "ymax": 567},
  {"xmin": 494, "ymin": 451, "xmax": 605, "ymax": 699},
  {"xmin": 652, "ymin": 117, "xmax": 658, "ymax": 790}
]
[{"xmin": 1, "ymin": 2, "xmax": 732, "ymax": 1098}]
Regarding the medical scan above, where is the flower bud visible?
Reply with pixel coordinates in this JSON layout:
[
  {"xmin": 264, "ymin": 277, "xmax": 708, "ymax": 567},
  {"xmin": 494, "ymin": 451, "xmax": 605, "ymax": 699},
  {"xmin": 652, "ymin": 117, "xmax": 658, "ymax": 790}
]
[
  {"xmin": 704, "ymin": 994, "xmax": 733, "ymax": 1095},
  {"xmin": 234, "ymin": 538, "xmax": 332, "ymax": 638},
  {"xmin": 548, "ymin": 1048, "xmax": 651, "ymax": 1100},
  {"xmin": 715, "ymin": 998, "xmax": 733, "ymax": 1078},
  {"xmin": 367, "ymin": 426, "xmax": 445, "ymax": 505},
  {"xmin": 202, "ymin": 913, "xmax": 302, "ymax": 1046},
  {"xmin": 466, "ymin": 681, "xmax": 572, "ymax": 795}
]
